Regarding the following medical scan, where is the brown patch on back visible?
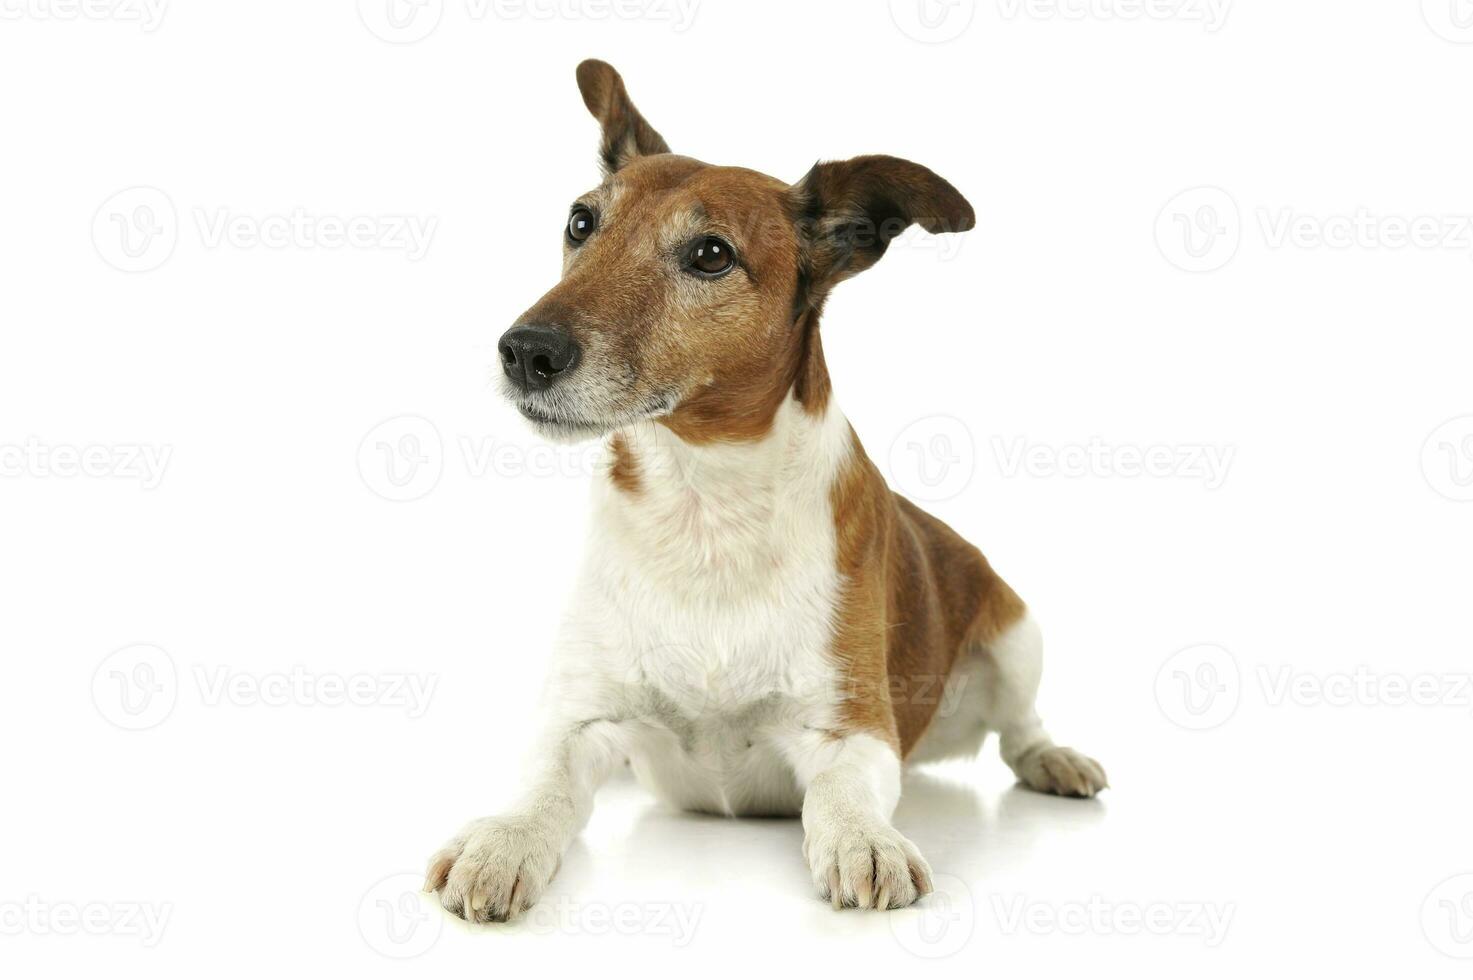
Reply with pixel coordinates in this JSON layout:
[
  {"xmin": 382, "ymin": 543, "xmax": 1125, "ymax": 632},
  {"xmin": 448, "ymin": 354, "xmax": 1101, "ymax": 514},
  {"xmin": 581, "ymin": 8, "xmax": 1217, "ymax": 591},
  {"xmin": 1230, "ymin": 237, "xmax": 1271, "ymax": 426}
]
[{"xmin": 828, "ymin": 429, "xmax": 1025, "ymax": 756}]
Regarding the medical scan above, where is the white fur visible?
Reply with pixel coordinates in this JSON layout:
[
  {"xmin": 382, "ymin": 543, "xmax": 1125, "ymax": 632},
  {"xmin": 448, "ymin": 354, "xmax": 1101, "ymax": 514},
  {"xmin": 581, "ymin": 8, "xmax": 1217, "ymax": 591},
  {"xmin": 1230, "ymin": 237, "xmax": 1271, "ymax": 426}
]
[
  {"xmin": 796, "ymin": 732, "xmax": 934, "ymax": 910},
  {"xmin": 908, "ymin": 612, "xmax": 1046, "ymax": 764},
  {"xmin": 428, "ymin": 394, "xmax": 1099, "ymax": 920},
  {"xmin": 909, "ymin": 612, "xmax": 1108, "ymax": 797},
  {"xmin": 430, "ymin": 394, "xmax": 932, "ymax": 918},
  {"xmin": 550, "ymin": 393, "xmax": 859, "ymax": 817}
]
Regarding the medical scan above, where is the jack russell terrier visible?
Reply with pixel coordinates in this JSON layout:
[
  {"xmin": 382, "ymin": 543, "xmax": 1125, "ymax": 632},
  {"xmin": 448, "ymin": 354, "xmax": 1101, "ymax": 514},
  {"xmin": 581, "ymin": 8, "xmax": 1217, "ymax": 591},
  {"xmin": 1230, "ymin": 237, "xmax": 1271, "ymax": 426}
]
[{"xmin": 426, "ymin": 60, "xmax": 1107, "ymax": 921}]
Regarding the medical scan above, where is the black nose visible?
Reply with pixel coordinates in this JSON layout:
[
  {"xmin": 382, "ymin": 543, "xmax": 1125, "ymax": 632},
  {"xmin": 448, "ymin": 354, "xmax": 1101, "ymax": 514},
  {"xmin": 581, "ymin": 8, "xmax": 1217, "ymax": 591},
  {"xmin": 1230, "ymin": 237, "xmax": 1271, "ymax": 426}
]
[{"xmin": 498, "ymin": 324, "xmax": 580, "ymax": 391}]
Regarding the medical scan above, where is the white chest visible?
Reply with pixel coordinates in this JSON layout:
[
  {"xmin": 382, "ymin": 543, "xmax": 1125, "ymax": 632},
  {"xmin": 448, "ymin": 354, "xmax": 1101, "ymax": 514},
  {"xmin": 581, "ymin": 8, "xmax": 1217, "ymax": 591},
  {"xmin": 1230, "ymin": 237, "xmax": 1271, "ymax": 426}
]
[{"xmin": 548, "ymin": 398, "xmax": 855, "ymax": 814}]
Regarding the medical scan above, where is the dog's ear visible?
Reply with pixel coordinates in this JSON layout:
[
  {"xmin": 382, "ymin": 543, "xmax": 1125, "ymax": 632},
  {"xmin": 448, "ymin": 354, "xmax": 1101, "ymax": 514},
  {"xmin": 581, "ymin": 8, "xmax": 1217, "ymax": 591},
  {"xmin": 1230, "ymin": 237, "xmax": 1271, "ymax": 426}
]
[
  {"xmin": 788, "ymin": 155, "xmax": 975, "ymax": 314},
  {"xmin": 576, "ymin": 59, "xmax": 671, "ymax": 175}
]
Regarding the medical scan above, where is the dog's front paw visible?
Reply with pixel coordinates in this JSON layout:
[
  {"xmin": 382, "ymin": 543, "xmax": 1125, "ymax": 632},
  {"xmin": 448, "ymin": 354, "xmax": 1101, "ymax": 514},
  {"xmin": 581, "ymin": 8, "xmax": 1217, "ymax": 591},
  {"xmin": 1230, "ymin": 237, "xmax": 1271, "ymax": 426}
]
[
  {"xmin": 424, "ymin": 815, "xmax": 563, "ymax": 922},
  {"xmin": 803, "ymin": 821, "xmax": 933, "ymax": 910},
  {"xmin": 1015, "ymin": 745, "xmax": 1109, "ymax": 798}
]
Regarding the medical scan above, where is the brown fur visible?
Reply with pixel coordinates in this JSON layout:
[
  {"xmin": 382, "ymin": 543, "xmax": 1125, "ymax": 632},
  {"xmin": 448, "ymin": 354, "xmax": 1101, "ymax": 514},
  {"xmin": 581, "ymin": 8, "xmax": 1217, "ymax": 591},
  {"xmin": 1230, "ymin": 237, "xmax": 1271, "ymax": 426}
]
[
  {"xmin": 607, "ymin": 432, "xmax": 641, "ymax": 494},
  {"xmin": 789, "ymin": 156, "xmax": 976, "ymax": 318},
  {"xmin": 829, "ymin": 431, "xmax": 1025, "ymax": 755}
]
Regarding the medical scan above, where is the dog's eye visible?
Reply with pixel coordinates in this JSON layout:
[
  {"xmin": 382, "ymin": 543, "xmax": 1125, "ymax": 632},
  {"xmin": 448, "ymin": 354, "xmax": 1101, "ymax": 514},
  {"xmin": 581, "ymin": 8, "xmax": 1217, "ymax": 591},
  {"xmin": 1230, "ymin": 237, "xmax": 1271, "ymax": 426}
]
[
  {"xmin": 567, "ymin": 207, "xmax": 596, "ymax": 244},
  {"xmin": 685, "ymin": 237, "xmax": 736, "ymax": 278}
]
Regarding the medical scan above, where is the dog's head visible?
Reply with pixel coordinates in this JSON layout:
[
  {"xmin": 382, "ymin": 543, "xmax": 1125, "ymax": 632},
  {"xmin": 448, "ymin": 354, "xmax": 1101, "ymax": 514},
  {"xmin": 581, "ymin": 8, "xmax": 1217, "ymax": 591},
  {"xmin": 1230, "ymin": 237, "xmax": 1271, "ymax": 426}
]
[{"xmin": 499, "ymin": 60, "xmax": 975, "ymax": 444}]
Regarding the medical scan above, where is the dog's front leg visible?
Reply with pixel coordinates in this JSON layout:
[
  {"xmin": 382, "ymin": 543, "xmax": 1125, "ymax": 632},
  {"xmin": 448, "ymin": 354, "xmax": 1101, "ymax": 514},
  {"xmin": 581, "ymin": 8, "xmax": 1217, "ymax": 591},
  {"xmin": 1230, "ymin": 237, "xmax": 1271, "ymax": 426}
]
[
  {"xmin": 424, "ymin": 720, "xmax": 622, "ymax": 922},
  {"xmin": 785, "ymin": 730, "xmax": 934, "ymax": 910}
]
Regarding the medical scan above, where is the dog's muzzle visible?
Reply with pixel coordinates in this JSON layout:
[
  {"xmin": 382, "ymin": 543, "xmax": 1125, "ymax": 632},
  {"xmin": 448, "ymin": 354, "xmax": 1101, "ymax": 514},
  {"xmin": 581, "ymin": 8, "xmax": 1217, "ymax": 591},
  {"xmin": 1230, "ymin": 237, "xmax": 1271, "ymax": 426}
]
[{"xmin": 498, "ymin": 323, "xmax": 580, "ymax": 393}]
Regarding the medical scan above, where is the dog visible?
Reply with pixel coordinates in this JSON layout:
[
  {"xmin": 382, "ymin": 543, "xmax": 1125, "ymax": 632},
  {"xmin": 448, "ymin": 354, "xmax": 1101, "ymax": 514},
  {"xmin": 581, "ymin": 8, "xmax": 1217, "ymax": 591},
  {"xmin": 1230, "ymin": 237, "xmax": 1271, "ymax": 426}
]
[{"xmin": 425, "ymin": 59, "xmax": 1106, "ymax": 921}]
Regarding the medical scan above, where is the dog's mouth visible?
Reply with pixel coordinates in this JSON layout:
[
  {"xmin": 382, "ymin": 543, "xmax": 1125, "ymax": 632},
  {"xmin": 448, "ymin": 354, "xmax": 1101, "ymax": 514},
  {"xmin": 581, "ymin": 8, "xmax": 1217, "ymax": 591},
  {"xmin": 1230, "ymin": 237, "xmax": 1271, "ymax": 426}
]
[
  {"xmin": 511, "ymin": 389, "xmax": 680, "ymax": 442},
  {"xmin": 517, "ymin": 402, "xmax": 565, "ymax": 426},
  {"xmin": 514, "ymin": 401, "xmax": 606, "ymax": 442}
]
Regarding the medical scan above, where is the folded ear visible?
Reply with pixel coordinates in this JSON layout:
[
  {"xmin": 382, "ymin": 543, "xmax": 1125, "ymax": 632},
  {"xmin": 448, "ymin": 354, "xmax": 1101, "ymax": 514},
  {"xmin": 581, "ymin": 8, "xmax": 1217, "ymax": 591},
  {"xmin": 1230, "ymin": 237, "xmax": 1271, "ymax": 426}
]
[
  {"xmin": 575, "ymin": 59, "xmax": 671, "ymax": 175},
  {"xmin": 788, "ymin": 154, "xmax": 975, "ymax": 313}
]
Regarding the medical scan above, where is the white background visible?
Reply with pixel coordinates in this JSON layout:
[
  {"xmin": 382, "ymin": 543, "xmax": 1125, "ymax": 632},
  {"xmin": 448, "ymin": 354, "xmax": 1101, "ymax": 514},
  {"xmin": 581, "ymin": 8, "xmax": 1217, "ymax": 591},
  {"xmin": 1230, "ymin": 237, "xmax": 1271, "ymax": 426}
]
[{"xmin": 3, "ymin": 0, "xmax": 1472, "ymax": 975}]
